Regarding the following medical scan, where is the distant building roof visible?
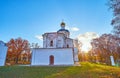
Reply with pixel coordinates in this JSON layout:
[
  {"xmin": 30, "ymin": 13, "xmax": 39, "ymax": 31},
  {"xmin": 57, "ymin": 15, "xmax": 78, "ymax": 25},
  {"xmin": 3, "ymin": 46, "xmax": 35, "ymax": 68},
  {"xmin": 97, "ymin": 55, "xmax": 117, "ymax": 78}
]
[{"xmin": 0, "ymin": 41, "xmax": 6, "ymax": 46}]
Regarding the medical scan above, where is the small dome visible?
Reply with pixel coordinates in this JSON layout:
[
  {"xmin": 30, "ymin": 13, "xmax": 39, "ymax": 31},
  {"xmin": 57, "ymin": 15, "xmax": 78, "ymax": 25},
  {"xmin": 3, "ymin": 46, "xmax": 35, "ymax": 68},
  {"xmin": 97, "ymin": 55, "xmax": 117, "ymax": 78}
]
[
  {"xmin": 57, "ymin": 29, "xmax": 69, "ymax": 33},
  {"xmin": 61, "ymin": 22, "xmax": 65, "ymax": 26},
  {"xmin": 58, "ymin": 21, "xmax": 69, "ymax": 33}
]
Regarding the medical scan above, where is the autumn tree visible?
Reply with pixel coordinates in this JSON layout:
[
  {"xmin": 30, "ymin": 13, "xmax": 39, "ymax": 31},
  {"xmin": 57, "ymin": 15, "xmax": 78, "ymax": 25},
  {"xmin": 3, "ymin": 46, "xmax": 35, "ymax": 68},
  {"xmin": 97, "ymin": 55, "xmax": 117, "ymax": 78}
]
[
  {"xmin": 91, "ymin": 34, "xmax": 120, "ymax": 65},
  {"xmin": 6, "ymin": 37, "xmax": 30, "ymax": 64},
  {"xmin": 109, "ymin": 0, "xmax": 120, "ymax": 37}
]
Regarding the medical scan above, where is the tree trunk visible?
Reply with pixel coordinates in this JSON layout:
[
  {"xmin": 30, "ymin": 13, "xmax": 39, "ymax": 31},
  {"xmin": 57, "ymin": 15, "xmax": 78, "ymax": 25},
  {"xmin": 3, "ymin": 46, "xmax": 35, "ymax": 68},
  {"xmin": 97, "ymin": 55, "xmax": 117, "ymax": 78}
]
[{"xmin": 15, "ymin": 55, "xmax": 19, "ymax": 64}]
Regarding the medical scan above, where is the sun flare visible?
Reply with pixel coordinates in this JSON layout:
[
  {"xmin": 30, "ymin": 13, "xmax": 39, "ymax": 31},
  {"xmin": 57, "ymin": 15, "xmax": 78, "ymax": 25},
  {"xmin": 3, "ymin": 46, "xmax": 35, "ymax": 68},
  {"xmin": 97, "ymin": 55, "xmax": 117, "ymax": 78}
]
[
  {"xmin": 77, "ymin": 32, "xmax": 99, "ymax": 53},
  {"xmin": 81, "ymin": 44, "xmax": 91, "ymax": 53}
]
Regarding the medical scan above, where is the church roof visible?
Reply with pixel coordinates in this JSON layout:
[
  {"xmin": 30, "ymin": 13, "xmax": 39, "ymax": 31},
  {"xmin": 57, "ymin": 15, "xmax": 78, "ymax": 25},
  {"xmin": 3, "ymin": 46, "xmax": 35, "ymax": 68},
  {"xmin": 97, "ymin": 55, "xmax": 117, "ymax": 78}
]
[
  {"xmin": 44, "ymin": 32, "xmax": 57, "ymax": 34},
  {"xmin": 57, "ymin": 29, "xmax": 69, "ymax": 33}
]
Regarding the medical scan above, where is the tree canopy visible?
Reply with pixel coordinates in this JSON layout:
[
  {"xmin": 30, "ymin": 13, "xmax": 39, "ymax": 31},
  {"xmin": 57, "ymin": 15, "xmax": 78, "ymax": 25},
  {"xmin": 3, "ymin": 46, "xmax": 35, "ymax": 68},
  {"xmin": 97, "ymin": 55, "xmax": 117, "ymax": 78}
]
[
  {"xmin": 109, "ymin": 0, "xmax": 120, "ymax": 37},
  {"xmin": 6, "ymin": 37, "xmax": 30, "ymax": 64}
]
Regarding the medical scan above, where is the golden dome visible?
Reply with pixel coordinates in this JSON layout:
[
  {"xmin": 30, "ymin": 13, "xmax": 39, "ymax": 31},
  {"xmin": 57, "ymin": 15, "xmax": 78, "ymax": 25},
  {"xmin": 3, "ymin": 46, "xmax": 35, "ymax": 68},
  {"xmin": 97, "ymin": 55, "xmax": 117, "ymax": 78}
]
[{"xmin": 61, "ymin": 22, "xmax": 65, "ymax": 26}]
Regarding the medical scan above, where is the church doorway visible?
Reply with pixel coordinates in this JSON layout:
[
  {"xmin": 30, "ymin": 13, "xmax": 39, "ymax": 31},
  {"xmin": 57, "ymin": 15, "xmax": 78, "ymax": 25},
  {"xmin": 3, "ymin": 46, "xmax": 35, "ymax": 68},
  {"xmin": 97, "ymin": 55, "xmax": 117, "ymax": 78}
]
[
  {"xmin": 49, "ymin": 55, "xmax": 54, "ymax": 65},
  {"xmin": 67, "ymin": 44, "xmax": 69, "ymax": 48}
]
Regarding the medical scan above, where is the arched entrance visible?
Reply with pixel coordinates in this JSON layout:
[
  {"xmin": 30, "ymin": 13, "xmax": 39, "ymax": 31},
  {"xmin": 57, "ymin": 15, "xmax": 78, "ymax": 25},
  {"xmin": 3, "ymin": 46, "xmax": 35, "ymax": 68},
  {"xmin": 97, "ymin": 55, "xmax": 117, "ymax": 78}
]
[
  {"xmin": 67, "ymin": 44, "xmax": 69, "ymax": 48},
  {"xmin": 49, "ymin": 55, "xmax": 54, "ymax": 65}
]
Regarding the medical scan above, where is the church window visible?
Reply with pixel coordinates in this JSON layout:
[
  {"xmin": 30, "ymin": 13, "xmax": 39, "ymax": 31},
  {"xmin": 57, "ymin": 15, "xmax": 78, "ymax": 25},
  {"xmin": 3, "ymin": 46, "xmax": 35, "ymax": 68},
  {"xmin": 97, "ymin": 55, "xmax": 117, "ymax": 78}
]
[
  {"xmin": 67, "ymin": 44, "xmax": 69, "ymax": 48},
  {"xmin": 50, "ymin": 40, "xmax": 53, "ymax": 47}
]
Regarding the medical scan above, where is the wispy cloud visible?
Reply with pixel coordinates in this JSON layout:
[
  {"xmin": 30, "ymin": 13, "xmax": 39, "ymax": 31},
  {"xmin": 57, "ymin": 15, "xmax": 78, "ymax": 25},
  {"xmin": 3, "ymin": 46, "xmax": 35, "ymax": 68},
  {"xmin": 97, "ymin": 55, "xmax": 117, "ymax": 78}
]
[
  {"xmin": 66, "ymin": 26, "xmax": 80, "ymax": 32},
  {"xmin": 70, "ymin": 27, "xmax": 79, "ymax": 31},
  {"xmin": 35, "ymin": 35, "xmax": 43, "ymax": 41}
]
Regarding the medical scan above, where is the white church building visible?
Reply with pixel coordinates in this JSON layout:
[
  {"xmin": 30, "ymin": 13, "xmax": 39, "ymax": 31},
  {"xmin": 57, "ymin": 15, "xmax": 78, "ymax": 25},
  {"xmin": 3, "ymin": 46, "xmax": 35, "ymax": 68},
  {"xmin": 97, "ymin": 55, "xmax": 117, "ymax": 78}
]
[
  {"xmin": 0, "ymin": 41, "xmax": 8, "ymax": 66},
  {"xmin": 31, "ymin": 22, "xmax": 79, "ymax": 65}
]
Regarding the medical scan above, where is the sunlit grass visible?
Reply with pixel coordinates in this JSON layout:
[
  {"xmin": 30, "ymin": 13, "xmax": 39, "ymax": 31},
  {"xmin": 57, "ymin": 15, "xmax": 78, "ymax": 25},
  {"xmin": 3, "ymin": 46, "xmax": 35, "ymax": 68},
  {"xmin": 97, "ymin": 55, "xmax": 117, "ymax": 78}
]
[
  {"xmin": 47, "ymin": 62, "xmax": 120, "ymax": 78},
  {"xmin": 0, "ymin": 62, "xmax": 120, "ymax": 78}
]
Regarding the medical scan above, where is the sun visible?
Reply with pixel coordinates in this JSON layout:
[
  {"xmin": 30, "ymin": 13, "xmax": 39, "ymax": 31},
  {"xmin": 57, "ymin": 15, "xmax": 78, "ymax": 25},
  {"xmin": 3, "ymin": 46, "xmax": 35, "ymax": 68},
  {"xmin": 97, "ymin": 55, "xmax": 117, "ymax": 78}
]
[{"xmin": 81, "ymin": 43, "xmax": 92, "ymax": 53}]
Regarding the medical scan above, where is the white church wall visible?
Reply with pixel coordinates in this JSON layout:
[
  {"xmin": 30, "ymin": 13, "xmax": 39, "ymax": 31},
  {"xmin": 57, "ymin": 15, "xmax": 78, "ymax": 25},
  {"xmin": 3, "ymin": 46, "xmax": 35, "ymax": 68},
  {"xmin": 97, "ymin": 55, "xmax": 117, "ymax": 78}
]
[
  {"xmin": 73, "ymin": 48, "xmax": 79, "ymax": 62},
  {"xmin": 43, "ymin": 33, "xmax": 58, "ymax": 48},
  {"xmin": 66, "ymin": 38, "xmax": 73, "ymax": 48},
  {"xmin": 43, "ymin": 34, "xmax": 47, "ymax": 48},
  {"xmin": 46, "ymin": 38, "xmax": 56, "ymax": 48},
  {"xmin": 73, "ymin": 39, "xmax": 78, "ymax": 48},
  {"xmin": 0, "ymin": 41, "xmax": 8, "ymax": 66},
  {"xmin": 31, "ymin": 48, "xmax": 74, "ymax": 65},
  {"xmin": 58, "ymin": 31, "xmax": 69, "ymax": 38},
  {"xmin": 57, "ymin": 35, "xmax": 64, "ymax": 48}
]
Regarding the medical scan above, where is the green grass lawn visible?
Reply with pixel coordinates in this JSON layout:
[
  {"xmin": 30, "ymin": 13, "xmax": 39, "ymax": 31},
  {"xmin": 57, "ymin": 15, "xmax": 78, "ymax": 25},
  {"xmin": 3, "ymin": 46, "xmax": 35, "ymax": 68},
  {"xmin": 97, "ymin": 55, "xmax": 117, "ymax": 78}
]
[{"xmin": 0, "ymin": 62, "xmax": 120, "ymax": 78}]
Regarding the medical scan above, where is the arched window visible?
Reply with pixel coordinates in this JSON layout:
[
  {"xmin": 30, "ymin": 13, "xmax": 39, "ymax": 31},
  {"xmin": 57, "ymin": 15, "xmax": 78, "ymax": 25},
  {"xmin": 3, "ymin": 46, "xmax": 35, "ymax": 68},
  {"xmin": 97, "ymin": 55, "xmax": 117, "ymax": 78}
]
[
  {"xmin": 67, "ymin": 44, "xmax": 69, "ymax": 48},
  {"xmin": 49, "ymin": 55, "xmax": 54, "ymax": 65},
  {"xmin": 50, "ymin": 40, "xmax": 53, "ymax": 47}
]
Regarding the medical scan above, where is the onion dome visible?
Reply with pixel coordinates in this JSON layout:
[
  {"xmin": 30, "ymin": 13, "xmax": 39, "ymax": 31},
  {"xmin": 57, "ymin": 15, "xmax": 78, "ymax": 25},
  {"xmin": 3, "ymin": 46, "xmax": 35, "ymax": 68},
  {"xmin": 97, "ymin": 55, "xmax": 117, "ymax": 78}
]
[
  {"xmin": 57, "ymin": 22, "xmax": 69, "ymax": 33},
  {"xmin": 61, "ymin": 22, "xmax": 65, "ymax": 27}
]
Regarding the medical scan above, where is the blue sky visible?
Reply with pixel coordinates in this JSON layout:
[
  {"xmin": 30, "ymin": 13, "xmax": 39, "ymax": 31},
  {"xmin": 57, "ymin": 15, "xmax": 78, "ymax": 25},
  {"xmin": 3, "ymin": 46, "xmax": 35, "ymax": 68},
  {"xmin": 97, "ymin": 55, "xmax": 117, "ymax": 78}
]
[{"xmin": 0, "ymin": 0, "xmax": 113, "ymax": 46}]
